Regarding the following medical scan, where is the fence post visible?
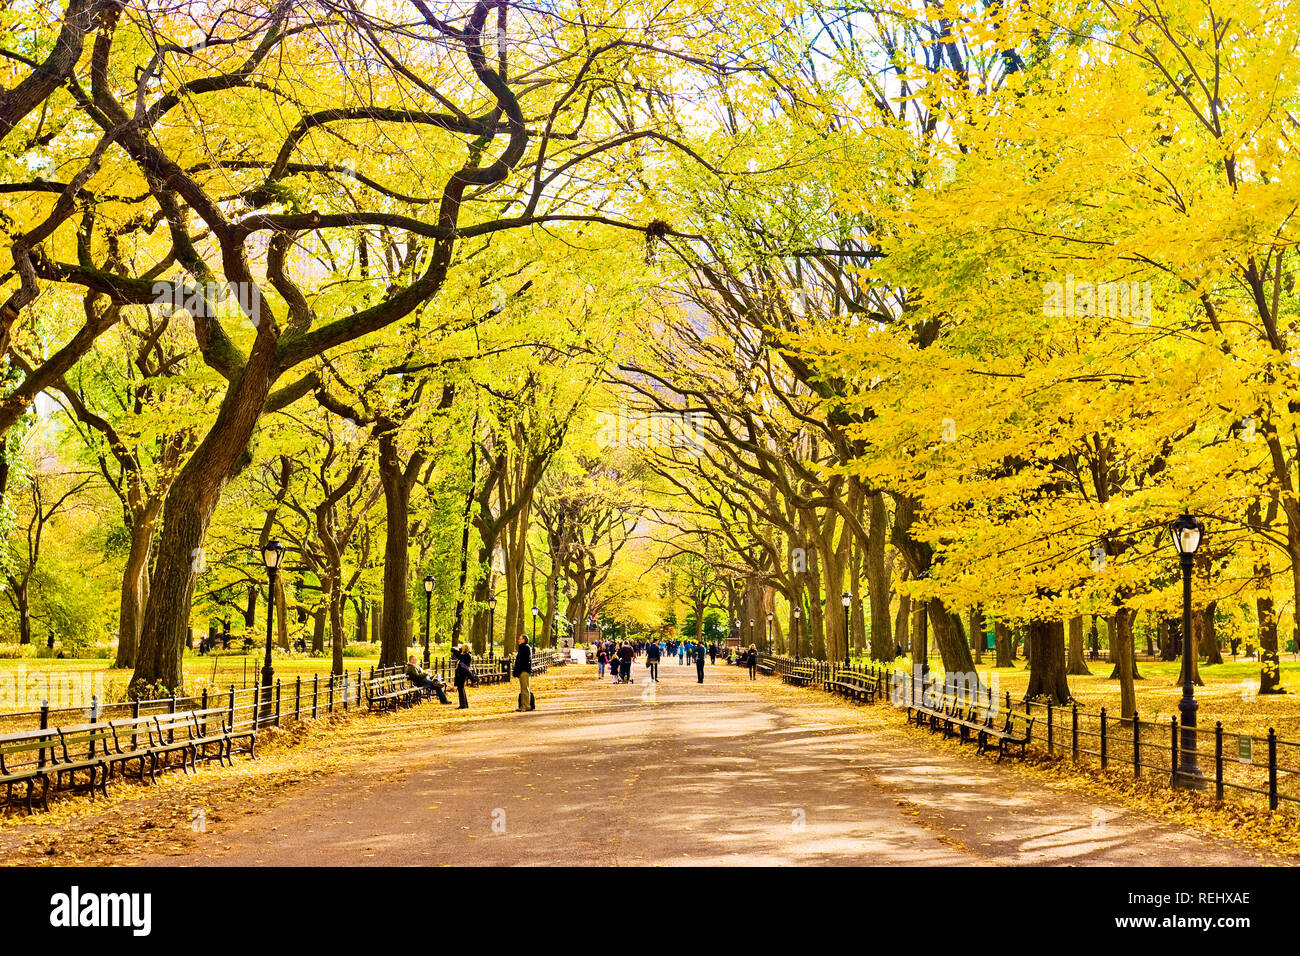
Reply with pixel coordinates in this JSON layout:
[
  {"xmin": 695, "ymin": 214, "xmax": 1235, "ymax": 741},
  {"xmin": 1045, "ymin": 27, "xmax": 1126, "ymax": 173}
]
[
  {"xmin": 1133, "ymin": 712, "xmax": 1141, "ymax": 777},
  {"xmin": 275, "ymin": 678, "xmax": 282, "ymax": 727},
  {"xmin": 1071, "ymin": 704, "xmax": 1078, "ymax": 761},
  {"xmin": 251, "ymin": 682, "xmax": 260, "ymax": 731},
  {"xmin": 228, "ymin": 685, "xmax": 236, "ymax": 732},
  {"xmin": 357, "ymin": 668, "xmax": 362, "ymax": 708},
  {"xmin": 1100, "ymin": 707, "xmax": 1107, "ymax": 769},
  {"xmin": 1046, "ymin": 701, "xmax": 1053, "ymax": 755},
  {"xmin": 131, "ymin": 697, "xmax": 141, "ymax": 750},
  {"xmin": 1214, "ymin": 721, "xmax": 1223, "ymax": 803},
  {"xmin": 1170, "ymin": 716, "xmax": 1178, "ymax": 787},
  {"xmin": 312, "ymin": 674, "xmax": 319, "ymax": 718},
  {"xmin": 343, "ymin": 672, "xmax": 348, "ymax": 711},
  {"xmin": 295, "ymin": 676, "xmax": 302, "ymax": 722},
  {"xmin": 328, "ymin": 675, "xmax": 335, "ymax": 713},
  {"xmin": 200, "ymin": 689, "xmax": 208, "ymax": 737},
  {"xmin": 88, "ymin": 695, "xmax": 99, "ymax": 757},
  {"xmin": 168, "ymin": 693, "xmax": 176, "ymax": 744},
  {"xmin": 1269, "ymin": 728, "xmax": 1278, "ymax": 810},
  {"xmin": 38, "ymin": 699, "xmax": 48, "ymax": 769}
]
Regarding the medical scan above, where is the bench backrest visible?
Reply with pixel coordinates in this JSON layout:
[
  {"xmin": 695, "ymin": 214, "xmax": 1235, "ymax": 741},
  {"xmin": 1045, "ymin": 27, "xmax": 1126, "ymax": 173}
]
[
  {"xmin": 56, "ymin": 723, "xmax": 115, "ymax": 763},
  {"xmin": 107, "ymin": 715, "xmax": 160, "ymax": 754},
  {"xmin": 0, "ymin": 730, "xmax": 56, "ymax": 776}
]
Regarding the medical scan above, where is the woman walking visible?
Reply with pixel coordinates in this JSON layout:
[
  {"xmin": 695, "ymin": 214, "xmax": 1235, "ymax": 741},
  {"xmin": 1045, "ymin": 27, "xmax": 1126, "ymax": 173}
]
[
  {"xmin": 747, "ymin": 643, "xmax": 758, "ymax": 680},
  {"xmin": 454, "ymin": 643, "xmax": 476, "ymax": 708}
]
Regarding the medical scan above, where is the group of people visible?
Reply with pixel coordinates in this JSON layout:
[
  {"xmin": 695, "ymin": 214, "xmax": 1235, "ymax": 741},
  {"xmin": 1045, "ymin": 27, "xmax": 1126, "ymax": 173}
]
[
  {"xmin": 406, "ymin": 634, "xmax": 537, "ymax": 712},
  {"xmin": 593, "ymin": 637, "xmax": 719, "ymax": 684}
]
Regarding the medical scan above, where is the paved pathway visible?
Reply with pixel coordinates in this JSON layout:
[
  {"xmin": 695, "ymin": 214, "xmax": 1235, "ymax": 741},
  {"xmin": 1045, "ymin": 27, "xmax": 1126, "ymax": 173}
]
[{"xmin": 136, "ymin": 659, "xmax": 1274, "ymax": 866}]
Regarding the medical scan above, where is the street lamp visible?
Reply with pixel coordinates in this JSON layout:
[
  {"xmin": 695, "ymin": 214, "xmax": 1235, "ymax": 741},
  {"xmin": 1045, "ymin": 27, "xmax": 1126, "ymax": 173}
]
[
  {"xmin": 487, "ymin": 595, "xmax": 496, "ymax": 659},
  {"xmin": 793, "ymin": 606, "xmax": 801, "ymax": 660},
  {"xmin": 259, "ymin": 539, "xmax": 285, "ymax": 723},
  {"xmin": 841, "ymin": 591, "xmax": 852, "ymax": 668},
  {"xmin": 748, "ymin": 619, "xmax": 754, "ymax": 649},
  {"xmin": 766, "ymin": 611, "xmax": 774, "ymax": 654},
  {"xmin": 422, "ymin": 574, "xmax": 434, "ymax": 667},
  {"xmin": 532, "ymin": 605, "xmax": 540, "ymax": 650},
  {"xmin": 1171, "ymin": 512, "xmax": 1206, "ymax": 789}
]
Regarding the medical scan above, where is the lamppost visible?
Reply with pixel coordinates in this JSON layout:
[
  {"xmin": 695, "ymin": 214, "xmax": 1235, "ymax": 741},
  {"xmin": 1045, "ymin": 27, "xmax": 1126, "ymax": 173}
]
[
  {"xmin": 422, "ymin": 574, "xmax": 434, "ymax": 667},
  {"xmin": 532, "ymin": 605, "xmax": 540, "ymax": 650},
  {"xmin": 841, "ymin": 591, "xmax": 851, "ymax": 668},
  {"xmin": 260, "ymin": 540, "xmax": 284, "ymax": 723},
  {"xmin": 487, "ymin": 595, "xmax": 496, "ymax": 659},
  {"xmin": 793, "ymin": 605, "xmax": 801, "ymax": 660},
  {"xmin": 1171, "ymin": 512, "xmax": 1206, "ymax": 789},
  {"xmin": 766, "ymin": 611, "xmax": 774, "ymax": 654},
  {"xmin": 748, "ymin": 619, "xmax": 754, "ymax": 649}
]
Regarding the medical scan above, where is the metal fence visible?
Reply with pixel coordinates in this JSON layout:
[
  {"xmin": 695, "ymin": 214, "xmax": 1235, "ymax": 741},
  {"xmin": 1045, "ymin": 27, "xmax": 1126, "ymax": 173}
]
[{"xmin": 760, "ymin": 653, "xmax": 1295, "ymax": 811}]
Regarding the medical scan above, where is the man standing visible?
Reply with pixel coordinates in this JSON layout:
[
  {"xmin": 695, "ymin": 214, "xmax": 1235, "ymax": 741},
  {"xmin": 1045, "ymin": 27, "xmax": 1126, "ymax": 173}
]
[
  {"xmin": 513, "ymin": 634, "xmax": 534, "ymax": 711},
  {"xmin": 645, "ymin": 638, "xmax": 661, "ymax": 681},
  {"xmin": 694, "ymin": 639, "xmax": 707, "ymax": 683}
]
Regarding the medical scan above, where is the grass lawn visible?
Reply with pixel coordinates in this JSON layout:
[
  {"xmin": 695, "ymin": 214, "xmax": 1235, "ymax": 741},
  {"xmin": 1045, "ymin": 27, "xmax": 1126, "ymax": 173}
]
[{"xmin": 0, "ymin": 641, "xmax": 483, "ymax": 708}]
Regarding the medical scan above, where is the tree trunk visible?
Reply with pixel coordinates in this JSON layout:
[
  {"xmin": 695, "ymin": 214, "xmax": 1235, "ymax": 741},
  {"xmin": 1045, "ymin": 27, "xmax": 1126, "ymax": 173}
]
[
  {"xmin": 994, "ymin": 619, "xmax": 1013, "ymax": 667},
  {"xmin": 893, "ymin": 592, "xmax": 909, "ymax": 660},
  {"xmin": 1200, "ymin": 602, "xmax": 1222, "ymax": 665},
  {"xmin": 866, "ymin": 493, "xmax": 892, "ymax": 660},
  {"xmin": 971, "ymin": 605, "xmax": 984, "ymax": 665},
  {"xmin": 16, "ymin": 587, "xmax": 31, "ymax": 645},
  {"xmin": 1109, "ymin": 608, "xmax": 1138, "ymax": 719},
  {"xmin": 378, "ymin": 430, "xmax": 415, "ymax": 668},
  {"xmin": 275, "ymin": 573, "xmax": 289, "ymax": 650},
  {"xmin": 312, "ymin": 605, "xmax": 326, "ymax": 655},
  {"xmin": 1258, "ymin": 588, "xmax": 1283, "ymax": 694},
  {"xmin": 114, "ymin": 520, "xmax": 153, "ymax": 668},
  {"xmin": 1025, "ymin": 618, "xmax": 1070, "ymax": 703},
  {"xmin": 1066, "ymin": 614, "xmax": 1091, "ymax": 675},
  {"xmin": 928, "ymin": 601, "xmax": 974, "ymax": 674}
]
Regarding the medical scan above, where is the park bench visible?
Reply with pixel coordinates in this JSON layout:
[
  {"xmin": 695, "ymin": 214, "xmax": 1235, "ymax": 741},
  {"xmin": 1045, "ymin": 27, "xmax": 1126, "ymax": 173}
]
[
  {"xmin": 365, "ymin": 674, "xmax": 422, "ymax": 712},
  {"xmin": 939, "ymin": 701, "xmax": 991, "ymax": 742},
  {"xmin": 49, "ymin": 723, "xmax": 112, "ymax": 799},
  {"xmin": 823, "ymin": 670, "xmax": 877, "ymax": 704},
  {"xmin": 977, "ymin": 707, "xmax": 1035, "ymax": 761},
  {"xmin": 756, "ymin": 660, "xmax": 776, "ymax": 676},
  {"xmin": 783, "ymin": 666, "xmax": 815, "ymax": 687},
  {"xmin": 0, "ymin": 730, "xmax": 52, "ymax": 814}
]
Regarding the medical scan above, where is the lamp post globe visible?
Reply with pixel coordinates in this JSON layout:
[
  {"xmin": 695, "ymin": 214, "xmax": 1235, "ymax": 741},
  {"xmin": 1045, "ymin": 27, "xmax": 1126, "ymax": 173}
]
[
  {"xmin": 841, "ymin": 591, "xmax": 852, "ymax": 667},
  {"xmin": 532, "ymin": 605, "xmax": 540, "ymax": 650},
  {"xmin": 259, "ymin": 540, "xmax": 285, "ymax": 723},
  {"xmin": 1171, "ymin": 512, "xmax": 1207, "ymax": 789},
  {"xmin": 422, "ymin": 574, "xmax": 434, "ymax": 667},
  {"xmin": 766, "ymin": 611, "xmax": 774, "ymax": 654},
  {"xmin": 793, "ymin": 606, "xmax": 801, "ymax": 660},
  {"xmin": 487, "ymin": 595, "xmax": 497, "ymax": 659}
]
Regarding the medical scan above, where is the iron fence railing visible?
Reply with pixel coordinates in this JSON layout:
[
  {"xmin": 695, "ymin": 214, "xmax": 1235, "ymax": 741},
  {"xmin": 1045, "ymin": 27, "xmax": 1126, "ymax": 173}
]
[{"xmin": 760, "ymin": 653, "xmax": 1295, "ymax": 811}]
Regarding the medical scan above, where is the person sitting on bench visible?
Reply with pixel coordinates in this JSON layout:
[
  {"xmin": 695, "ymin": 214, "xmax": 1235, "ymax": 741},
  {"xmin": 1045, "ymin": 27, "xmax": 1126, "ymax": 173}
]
[{"xmin": 407, "ymin": 656, "xmax": 450, "ymax": 704}]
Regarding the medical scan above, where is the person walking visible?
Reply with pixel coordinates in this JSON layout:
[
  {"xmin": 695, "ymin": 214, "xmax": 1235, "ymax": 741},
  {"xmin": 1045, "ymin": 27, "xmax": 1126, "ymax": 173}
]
[
  {"xmin": 618, "ymin": 640, "xmax": 634, "ymax": 683},
  {"xmin": 597, "ymin": 641, "xmax": 608, "ymax": 679},
  {"xmin": 645, "ymin": 638, "xmax": 661, "ymax": 681},
  {"xmin": 747, "ymin": 643, "xmax": 758, "ymax": 680},
  {"xmin": 708, "ymin": 641, "xmax": 717, "ymax": 665},
  {"xmin": 513, "ymin": 634, "xmax": 534, "ymax": 711},
  {"xmin": 678, "ymin": 641, "xmax": 686, "ymax": 666},
  {"xmin": 454, "ymin": 643, "xmax": 476, "ymax": 708},
  {"xmin": 694, "ymin": 639, "xmax": 707, "ymax": 683}
]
